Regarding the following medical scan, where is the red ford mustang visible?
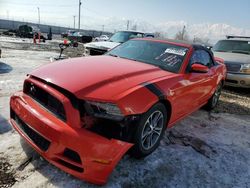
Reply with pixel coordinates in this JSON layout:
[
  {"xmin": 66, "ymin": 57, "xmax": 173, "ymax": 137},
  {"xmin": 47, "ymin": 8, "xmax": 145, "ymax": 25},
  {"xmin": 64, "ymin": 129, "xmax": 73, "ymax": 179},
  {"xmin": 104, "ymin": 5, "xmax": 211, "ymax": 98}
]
[{"xmin": 9, "ymin": 38, "xmax": 226, "ymax": 185}]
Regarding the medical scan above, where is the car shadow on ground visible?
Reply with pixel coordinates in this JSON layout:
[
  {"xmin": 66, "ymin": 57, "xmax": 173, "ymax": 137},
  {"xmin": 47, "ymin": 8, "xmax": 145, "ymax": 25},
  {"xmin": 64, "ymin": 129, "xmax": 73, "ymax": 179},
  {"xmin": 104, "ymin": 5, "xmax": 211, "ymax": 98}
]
[
  {"xmin": 0, "ymin": 61, "xmax": 13, "ymax": 74},
  {"xmin": 0, "ymin": 114, "xmax": 12, "ymax": 134}
]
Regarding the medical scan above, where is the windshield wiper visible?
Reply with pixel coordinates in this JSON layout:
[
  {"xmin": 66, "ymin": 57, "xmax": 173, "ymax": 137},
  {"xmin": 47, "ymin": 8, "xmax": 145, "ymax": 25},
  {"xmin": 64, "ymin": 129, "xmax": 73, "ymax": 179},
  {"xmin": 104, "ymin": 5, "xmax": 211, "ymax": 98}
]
[
  {"xmin": 108, "ymin": 54, "xmax": 119, "ymax": 58},
  {"xmin": 230, "ymin": 50, "xmax": 250, "ymax": 55},
  {"xmin": 214, "ymin": 50, "xmax": 227, "ymax": 52}
]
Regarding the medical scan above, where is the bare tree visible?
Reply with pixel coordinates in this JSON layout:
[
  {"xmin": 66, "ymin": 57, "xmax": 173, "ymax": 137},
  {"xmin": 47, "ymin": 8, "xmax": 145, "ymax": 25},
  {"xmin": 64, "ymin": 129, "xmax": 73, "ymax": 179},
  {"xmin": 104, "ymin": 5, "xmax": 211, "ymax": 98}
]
[
  {"xmin": 154, "ymin": 31, "xmax": 167, "ymax": 39},
  {"xmin": 175, "ymin": 26, "xmax": 189, "ymax": 41}
]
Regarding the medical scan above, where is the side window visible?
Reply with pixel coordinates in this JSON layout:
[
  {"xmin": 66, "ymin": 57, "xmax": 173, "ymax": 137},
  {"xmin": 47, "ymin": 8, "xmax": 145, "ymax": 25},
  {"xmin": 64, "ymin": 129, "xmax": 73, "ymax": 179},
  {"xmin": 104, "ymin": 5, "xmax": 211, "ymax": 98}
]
[
  {"xmin": 129, "ymin": 33, "xmax": 143, "ymax": 39},
  {"xmin": 136, "ymin": 33, "xmax": 143, "ymax": 38},
  {"xmin": 190, "ymin": 50, "xmax": 213, "ymax": 67}
]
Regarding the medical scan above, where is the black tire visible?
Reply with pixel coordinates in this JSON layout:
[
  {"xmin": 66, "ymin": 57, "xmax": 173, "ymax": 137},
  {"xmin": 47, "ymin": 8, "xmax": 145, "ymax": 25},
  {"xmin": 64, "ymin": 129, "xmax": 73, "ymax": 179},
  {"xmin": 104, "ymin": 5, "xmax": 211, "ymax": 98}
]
[
  {"xmin": 130, "ymin": 103, "xmax": 167, "ymax": 158},
  {"xmin": 205, "ymin": 82, "xmax": 222, "ymax": 110}
]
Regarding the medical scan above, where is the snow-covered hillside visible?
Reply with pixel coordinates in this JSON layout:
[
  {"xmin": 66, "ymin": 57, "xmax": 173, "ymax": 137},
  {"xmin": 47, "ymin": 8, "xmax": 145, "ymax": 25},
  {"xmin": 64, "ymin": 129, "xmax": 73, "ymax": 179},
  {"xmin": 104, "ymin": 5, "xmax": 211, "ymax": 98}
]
[{"xmin": 86, "ymin": 18, "xmax": 250, "ymax": 44}]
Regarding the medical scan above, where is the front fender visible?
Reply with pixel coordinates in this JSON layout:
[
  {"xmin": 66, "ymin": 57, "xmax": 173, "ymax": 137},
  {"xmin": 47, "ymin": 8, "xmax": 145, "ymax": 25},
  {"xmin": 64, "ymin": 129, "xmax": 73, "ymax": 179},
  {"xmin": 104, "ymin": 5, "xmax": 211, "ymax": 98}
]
[{"xmin": 117, "ymin": 85, "xmax": 159, "ymax": 116}]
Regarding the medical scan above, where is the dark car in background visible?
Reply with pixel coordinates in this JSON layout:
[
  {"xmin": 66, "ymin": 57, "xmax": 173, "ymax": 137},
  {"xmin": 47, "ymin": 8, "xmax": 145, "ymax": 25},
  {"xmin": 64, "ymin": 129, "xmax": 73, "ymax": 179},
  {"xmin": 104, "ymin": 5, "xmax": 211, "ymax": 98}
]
[
  {"xmin": 213, "ymin": 36, "xmax": 250, "ymax": 88},
  {"xmin": 61, "ymin": 30, "xmax": 76, "ymax": 38},
  {"xmin": 3, "ymin": 24, "xmax": 45, "ymax": 40},
  {"xmin": 67, "ymin": 32, "xmax": 93, "ymax": 43}
]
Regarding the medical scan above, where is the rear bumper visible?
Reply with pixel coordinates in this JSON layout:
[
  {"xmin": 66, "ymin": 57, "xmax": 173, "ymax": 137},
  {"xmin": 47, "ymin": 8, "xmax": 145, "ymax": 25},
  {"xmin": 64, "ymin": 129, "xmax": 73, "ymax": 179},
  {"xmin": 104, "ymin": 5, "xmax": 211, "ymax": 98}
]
[
  {"xmin": 225, "ymin": 73, "xmax": 250, "ymax": 88},
  {"xmin": 9, "ymin": 92, "xmax": 132, "ymax": 185}
]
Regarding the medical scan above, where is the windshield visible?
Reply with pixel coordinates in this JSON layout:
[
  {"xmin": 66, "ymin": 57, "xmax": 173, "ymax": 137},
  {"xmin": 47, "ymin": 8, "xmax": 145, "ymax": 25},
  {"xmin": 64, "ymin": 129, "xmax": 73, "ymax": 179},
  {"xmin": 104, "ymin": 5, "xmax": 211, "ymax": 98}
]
[
  {"xmin": 106, "ymin": 40, "xmax": 189, "ymax": 73},
  {"xmin": 213, "ymin": 40, "xmax": 250, "ymax": 54},
  {"xmin": 109, "ymin": 31, "xmax": 144, "ymax": 43}
]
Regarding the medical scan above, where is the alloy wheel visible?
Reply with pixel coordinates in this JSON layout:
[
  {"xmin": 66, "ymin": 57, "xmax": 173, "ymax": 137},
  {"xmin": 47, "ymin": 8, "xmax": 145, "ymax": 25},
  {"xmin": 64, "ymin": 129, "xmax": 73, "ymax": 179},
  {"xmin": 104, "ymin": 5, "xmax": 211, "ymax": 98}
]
[{"xmin": 141, "ymin": 110, "xmax": 164, "ymax": 150}]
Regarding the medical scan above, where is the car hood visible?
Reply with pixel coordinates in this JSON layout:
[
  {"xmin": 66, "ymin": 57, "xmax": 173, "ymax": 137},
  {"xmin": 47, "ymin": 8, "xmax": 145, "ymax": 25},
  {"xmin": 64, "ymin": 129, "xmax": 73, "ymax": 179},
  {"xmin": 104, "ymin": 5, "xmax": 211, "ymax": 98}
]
[
  {"xmin": 85, "ymin": 41, "xmax": 120, "ymax": 50},
  {"xmin": 213, "ymin": 51, "xmax": 250, "ymax": 64},
  {"xmin": 30, "ymin": 56, "xmax": 172, "ymax": 101}
]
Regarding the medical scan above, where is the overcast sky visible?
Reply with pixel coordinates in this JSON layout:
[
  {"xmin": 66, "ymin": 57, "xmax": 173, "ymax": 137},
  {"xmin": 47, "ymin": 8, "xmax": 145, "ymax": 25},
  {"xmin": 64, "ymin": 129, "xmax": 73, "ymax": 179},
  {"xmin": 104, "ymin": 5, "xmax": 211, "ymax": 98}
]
[{"xmin": 0, "ymin": 0, "xmax": 249, "ymax": 31}]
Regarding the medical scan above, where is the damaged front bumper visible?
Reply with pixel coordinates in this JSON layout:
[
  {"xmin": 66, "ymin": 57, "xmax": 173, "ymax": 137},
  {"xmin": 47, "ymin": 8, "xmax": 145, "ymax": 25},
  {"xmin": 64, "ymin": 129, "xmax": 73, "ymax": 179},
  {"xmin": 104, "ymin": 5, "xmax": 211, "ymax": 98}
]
[{"xmin": 9, "ymin": 92, "xmax": 133, "ymax": 185}]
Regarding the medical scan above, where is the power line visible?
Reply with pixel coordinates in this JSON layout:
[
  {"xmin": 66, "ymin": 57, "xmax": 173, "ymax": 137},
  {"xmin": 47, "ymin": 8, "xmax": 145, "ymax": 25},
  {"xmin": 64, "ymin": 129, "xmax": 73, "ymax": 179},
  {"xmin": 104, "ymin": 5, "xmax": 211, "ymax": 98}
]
[
  {"xmin": 2, "ymin": 2, "xmax": 78, "ymax": 7},
  {"xmin": 84, "ymin": 7, "xmax": 107, "ymax": 17},
  {"xmin": 3, "ymin": 2, "xmax": 109, "ymax": 20}
]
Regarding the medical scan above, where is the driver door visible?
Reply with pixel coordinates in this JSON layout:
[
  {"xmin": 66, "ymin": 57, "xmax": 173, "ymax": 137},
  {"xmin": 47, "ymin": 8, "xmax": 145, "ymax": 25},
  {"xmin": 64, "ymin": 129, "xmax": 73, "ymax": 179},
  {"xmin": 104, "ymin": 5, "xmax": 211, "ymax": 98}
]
[{"xmin": 173, "ymin": 49, "xmax": 216, "ymax": 118}]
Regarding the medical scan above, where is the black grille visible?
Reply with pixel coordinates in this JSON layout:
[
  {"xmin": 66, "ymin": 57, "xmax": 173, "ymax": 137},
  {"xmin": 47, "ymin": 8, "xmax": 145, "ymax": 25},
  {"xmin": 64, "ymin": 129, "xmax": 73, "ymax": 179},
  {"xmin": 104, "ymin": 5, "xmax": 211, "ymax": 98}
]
[
  {"xmin": 63, "ymin": 148, "xmax": 82, "ymax": 164},
  {"xmin": 225, "ymin": 62, "xmax": 241, "ymax": 72},
  {"xmin": 88, "ymin": 48, "xmax": 107, "ymax": 55},
  {"xmin": 11, "ymin": 109, "xmax": 51, "ymax": 152},
  {"xmin": 56, "ymin": 159, "xmax": 83, "ymax": 173},
  {"xmin": 24, "ymin": 81, "xmax": 66, "ymax": 121},
  {"xmin": 226, "ymin": 79, "xmax": 238, "ymax": 84}
]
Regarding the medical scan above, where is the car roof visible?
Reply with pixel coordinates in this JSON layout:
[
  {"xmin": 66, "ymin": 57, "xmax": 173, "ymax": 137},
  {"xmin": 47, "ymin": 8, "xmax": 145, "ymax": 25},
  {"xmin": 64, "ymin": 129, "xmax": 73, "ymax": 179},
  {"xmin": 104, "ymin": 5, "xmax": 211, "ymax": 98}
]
[
  {"xmin": 225, "ymin": 38, "xmax": 250, "ymax": 42},
  {"xmin": 133, "ymin": 37, "xmax": 206, "ymax": 48},
  {"xmin": 226, "ymin": 35, "xmax": 250, "ymax": 41},
  {"xmin": 132, "ymin": 38, "xmax": 214, "ymax": 57},
  {"xmin": 118, "ymin": 30, "xmax": 145, "ymax": 34}
]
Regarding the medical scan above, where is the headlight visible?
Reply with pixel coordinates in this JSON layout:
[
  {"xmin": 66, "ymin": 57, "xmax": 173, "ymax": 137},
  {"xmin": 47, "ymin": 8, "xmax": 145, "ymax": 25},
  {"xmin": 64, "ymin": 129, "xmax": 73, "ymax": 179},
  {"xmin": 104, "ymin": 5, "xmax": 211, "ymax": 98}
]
[
  {"xmin": 85, "ymin": 101, "xmax": 124, "ymax": 121},
  {"xmin": 240, "ymin": 64, "xmax": 250, "ymax": 74}
]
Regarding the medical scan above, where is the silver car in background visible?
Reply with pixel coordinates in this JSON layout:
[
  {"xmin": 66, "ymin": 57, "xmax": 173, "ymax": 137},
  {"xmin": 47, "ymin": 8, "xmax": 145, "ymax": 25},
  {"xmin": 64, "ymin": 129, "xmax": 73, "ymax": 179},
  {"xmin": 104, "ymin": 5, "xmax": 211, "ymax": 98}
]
[{"xmin": 213, "ymin": 36, "xmax": 250, "ymax": 88}]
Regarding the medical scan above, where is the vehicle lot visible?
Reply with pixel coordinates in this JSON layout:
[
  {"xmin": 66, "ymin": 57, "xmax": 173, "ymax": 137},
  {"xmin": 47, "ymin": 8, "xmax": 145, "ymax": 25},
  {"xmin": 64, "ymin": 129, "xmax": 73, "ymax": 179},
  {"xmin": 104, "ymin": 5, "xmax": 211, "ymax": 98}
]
[{"xmin": 0, "ymin": 36, "xmax": 250, "ymax": 188}]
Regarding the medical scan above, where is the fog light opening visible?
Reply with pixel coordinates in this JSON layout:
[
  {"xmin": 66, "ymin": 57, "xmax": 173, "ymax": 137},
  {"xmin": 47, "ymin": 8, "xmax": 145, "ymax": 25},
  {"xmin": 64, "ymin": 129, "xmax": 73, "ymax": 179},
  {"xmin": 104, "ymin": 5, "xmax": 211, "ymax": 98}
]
[{"xmin": 240, "ymin": 80, "xmax": 246, "ymax": 85}]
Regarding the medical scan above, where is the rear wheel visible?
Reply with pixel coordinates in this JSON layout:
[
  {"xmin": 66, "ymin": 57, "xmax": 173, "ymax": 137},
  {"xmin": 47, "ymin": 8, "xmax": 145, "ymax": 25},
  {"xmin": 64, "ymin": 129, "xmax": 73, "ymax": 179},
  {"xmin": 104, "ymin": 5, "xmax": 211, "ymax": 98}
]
[
  {"xmin": 130, "ymin": 103, "xmax": 167, "ymax": 158},
  {"xmin": 205, "ymin": 82, "xmax": 222, "ymax": 110}
]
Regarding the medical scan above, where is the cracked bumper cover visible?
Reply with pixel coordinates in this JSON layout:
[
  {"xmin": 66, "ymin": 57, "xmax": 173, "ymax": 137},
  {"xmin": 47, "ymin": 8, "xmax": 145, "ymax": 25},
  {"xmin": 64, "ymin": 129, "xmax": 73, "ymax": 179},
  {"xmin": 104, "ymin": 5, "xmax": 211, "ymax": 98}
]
[{"xmin": 9, "ymin": 92, "xmax": 133, "ymax": 185}]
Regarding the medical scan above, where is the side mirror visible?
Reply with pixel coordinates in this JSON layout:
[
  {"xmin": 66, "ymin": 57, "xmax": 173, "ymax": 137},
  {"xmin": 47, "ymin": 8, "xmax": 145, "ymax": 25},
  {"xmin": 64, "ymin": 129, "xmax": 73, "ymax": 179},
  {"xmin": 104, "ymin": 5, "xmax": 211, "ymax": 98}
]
[
  {"xmin": 207, "ymin": 46, "xmax": 213, "ymax": 50},
  {"xmin": 191, "ymin": 63, "xmax": 209, "ymax": 73}
]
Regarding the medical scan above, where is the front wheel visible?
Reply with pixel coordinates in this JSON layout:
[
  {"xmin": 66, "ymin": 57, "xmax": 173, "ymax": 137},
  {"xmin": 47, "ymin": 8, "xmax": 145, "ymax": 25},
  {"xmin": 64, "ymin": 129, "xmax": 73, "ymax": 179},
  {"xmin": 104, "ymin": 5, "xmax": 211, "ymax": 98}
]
[
  {"xmin": 205, "ymin": 82, "xmax": 222, "ymax": 110},
  {"xmin": 130, "ymin": 103, "xmax": 167, "ymax": 158}
]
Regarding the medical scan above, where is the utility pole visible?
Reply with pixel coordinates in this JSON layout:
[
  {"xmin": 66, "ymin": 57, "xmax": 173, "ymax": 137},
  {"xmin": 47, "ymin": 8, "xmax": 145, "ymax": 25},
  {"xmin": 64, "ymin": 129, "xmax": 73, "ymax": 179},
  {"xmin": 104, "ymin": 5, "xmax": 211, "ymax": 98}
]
[
  {"xmin": 126, "ymin": 20, "xmax": 130, "ymax": 30},
  {"xmin": 78, "ymin": 0, "xmax": 82, "ymax": 31},
  {"xmin": 181, "ymin": 25, "xmax": 186, "ymax": 40},
  {"xmin": 73, "ymin": 15, "xmax": 76, "ymax": 29},
  {"xmin": 37, "ymin": 7, "xmax": 40, "ymax": 27}
]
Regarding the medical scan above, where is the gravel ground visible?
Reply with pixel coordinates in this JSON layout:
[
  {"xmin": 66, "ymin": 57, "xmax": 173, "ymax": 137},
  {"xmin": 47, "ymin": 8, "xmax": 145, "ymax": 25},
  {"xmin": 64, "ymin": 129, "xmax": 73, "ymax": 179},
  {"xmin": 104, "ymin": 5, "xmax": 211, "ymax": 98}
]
[
  {"xmin": 0, "ymin": 36, "xmax": 249, "ymax": 188},
  {"xmin": 0, "ymin": 157, "xmax": 16, "ymax": 187},
  {"xmin": 0, "ymin": 36, "xmax": 85, "ymax": 59},
  {"xmin": 216, "ymin": 87, "xmax": 250, "ymax": 115}
]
